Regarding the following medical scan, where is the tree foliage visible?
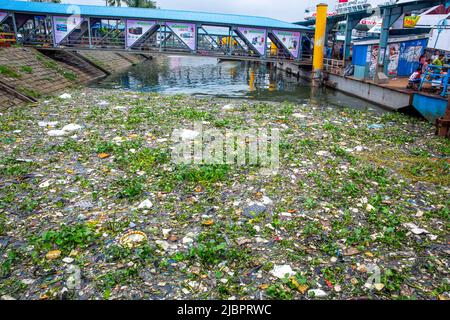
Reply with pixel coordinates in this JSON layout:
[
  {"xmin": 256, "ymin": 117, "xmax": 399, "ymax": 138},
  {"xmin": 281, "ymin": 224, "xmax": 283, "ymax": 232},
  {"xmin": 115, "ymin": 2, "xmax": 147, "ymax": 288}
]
[{"xmin": 108, "ymin": 0, "xmax": 157, "ymax": 8}]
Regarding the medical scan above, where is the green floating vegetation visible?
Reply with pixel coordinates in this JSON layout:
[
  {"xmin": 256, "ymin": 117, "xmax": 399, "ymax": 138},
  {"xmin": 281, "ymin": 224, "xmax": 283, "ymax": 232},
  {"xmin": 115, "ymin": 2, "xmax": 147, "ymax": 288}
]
[
  {"xmin": 173, "ymin": 164, "xmax": 230, "ymax": 184},
  {"xmin": 359, "ymin": 149, "xmax": 450, "ymax": 185},
  {"xmin": 30, "ymin": 223, "xmax": 98, "ymax": 254}
]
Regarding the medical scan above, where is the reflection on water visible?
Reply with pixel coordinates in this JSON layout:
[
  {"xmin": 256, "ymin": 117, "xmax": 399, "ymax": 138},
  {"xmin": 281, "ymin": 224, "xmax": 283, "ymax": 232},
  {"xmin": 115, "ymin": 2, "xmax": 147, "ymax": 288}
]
[{"xmin": 91, "ymin": 55, "xmax": 384, "ymax": 112}]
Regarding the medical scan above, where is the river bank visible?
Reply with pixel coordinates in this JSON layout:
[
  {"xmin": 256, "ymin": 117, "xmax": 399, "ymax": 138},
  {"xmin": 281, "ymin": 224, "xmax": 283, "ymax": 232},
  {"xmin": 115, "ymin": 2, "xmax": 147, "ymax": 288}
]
[
  {"xmin": 0, "ymin": 88, "xmax": 449, "ymax": 300},
  {"xmin": 0, "ymin": 47, "xmax": 149, "ymax": 108}
]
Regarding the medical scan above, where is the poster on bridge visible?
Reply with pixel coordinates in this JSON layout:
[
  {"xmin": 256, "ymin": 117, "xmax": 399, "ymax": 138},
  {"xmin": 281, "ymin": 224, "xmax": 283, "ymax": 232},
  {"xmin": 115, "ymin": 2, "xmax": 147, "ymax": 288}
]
[
  {"xmin": 0, "ymin": 12, "xmax": 8, "ymax": 24},
  {"xmin": 166, "ymin": 22, "xmax": 196, "ymax": 50},
  {"xmin": 126, "ymin": 19, "xmax": 156, "ymax": 48},
  {"xmin": 237, "ymin": 27, "xmax": 267, "ymax": 56},
  {"xmin": 273, "ymin": 30, "xmax": 300, "ymax": 58},
  {"xmin": 52, "ymin": 15, "xmax": 84, "ymax": 45}
]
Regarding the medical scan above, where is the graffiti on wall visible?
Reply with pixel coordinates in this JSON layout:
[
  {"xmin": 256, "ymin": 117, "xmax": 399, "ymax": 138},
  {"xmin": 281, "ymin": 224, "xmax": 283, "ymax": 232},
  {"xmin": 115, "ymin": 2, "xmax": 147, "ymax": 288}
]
[{"xmin": 398, "ymin": 39, "xmax": 427, "ymax": 76}]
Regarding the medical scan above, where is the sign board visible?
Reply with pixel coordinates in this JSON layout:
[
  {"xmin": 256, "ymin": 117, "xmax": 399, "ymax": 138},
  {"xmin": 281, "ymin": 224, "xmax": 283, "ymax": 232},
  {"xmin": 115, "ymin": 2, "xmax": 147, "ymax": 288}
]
[
  {"xmin": 272, "ymin": 30, "xmax": 300, "ymax": 58},
  {"xmin": 166, "ymin": 22, "xmax": 196, "ymax": 50},
  {"xmin": 126, "ymin": 19, "xmax": 156, "ymax": 48},
  {"xmin": 428, "ymin": 27, "xmax": 450, "ymax": 52},
  {"xmin": 0, "ymin": 12, "xmax": 8, "ymax": 24},
  {"xmin": 404, "ymin": 16, "xmax": 420, "ymax": 28},
  {"xmin": 237, "ymin": 27, "xmax": 267, "ymax": 56},
  {"xmin": 52, "ymin": 16, "xmax": 84, "ymax": 45}
]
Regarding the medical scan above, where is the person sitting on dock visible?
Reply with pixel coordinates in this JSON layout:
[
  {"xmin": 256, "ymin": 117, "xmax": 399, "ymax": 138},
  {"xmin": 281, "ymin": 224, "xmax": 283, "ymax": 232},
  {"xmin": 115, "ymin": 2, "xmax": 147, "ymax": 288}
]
[
  {"xmin": 407, "ymin": 67, "xmax": 422, "ymax": 90},
  {"xmin": 431, "ymin": 50, "xmax": 441, "ymax": 62},
  {"xmin": 422, "ymin": 58, "xmax": 431, "ymax": 74},
  {"xmin": 432, "ymin": 54, "xmax": 446, "ymax": 67},
  {"xmin": 419, "ymin": 54, "xmax": 426, "ymax": 71}
]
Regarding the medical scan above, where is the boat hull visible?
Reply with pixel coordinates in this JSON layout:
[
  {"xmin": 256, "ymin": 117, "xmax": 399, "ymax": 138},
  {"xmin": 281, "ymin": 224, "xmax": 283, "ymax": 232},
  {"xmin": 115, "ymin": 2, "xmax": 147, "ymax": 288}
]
[{"xmin": 412, "ymin": 93, "xmax": 448, "ymax": 123}]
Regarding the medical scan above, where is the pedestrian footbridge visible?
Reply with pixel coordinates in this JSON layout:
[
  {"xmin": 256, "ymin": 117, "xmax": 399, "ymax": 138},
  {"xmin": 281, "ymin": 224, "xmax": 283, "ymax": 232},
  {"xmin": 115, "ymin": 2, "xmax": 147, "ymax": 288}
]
[{"xmin": 0, "ymin": 0, "xmax": 313, "ymax": 64}]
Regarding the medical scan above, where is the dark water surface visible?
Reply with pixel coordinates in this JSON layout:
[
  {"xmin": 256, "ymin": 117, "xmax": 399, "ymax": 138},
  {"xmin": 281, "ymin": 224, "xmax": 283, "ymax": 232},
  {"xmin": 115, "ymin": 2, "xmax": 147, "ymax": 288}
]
[{"xmin": 91, "ymin": 55, "xmax": 385, "ymax": 112}]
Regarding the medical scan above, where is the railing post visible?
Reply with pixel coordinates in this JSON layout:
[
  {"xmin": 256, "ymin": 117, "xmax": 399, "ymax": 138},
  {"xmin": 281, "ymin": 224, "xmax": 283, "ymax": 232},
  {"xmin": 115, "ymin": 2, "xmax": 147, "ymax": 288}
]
[
  {"xmin": 11, "ymin": 13, "xmax": 18, "ymax": 44},
  {"xmin": 51, "ymin": 16, "xmax": 57, "ymax": 47},
  {"xmin": 194, "ymin": 23, "xmax": 199, "ymax": 54},
  {"xmin": 228, "ymin": 27, "xmax": 234, "ymax": 56},
  {"xmin": 160, "ymin": 22, "xmax": 166, "ymax": 52},
  {"xmin": 88, "ymin": 17, "xmax": 92, "ymax": 49},
  {"xmin": 262, "ymin": 28, "xmax": 268, "ymax": 60},
  {"xmin": 296, "ymin": 33, "xmax": 302, "ymax": 62}
]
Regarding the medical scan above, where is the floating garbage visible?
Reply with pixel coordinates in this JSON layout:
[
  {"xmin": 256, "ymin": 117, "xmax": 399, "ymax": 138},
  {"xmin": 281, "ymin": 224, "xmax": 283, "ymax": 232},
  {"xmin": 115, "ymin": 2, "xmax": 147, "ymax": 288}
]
[
  {"xmin": 38, "ymin": 121, "xmax": 58, "ymax": 128},
  {"xmin": 45, "ymin": 250, "xmax": 61, "ymax": 260},
  {"xmin": 367, "ymin": 124, "xmax": 385, "ymax": 130},
  {"xmin": 59, "ymin": 93, "xmax": 72, "ymax": 99},
  {"xmin": 138, "ymin": 199, "xmax": 153, "ymax": 209},
  {"xmin": 270, "ymin": 264, "xmax": 295, "ymax": 279},
  {"xmin": 47, "ymin": 129, "xmax": 68, "ymax": 137},
  {"xmin": 222, "ymin": 104, "xmax": 235, "ymax": 111},
  {"xmin": 307, "ymin": 289, "xmax": 328, "ymax": 298},
  {"xmin": 2, "ymin": 87, "xmax": 449, "ymax": 300},
  {"xmin": 119, "ymin": 231, "xmax": 148, "ymax": 248},
  {"xmin": 61, "ymin": 124, "xmax": 82, "ymax": 132},
  {"xmin": 179, "ymin": 129, "xmax": 200, "ymax": 140}
]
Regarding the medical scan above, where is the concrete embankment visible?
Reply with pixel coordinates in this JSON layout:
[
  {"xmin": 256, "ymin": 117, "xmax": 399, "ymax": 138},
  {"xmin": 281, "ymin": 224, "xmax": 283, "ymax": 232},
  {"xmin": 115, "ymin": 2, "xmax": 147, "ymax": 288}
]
[{"xmin": 0, "ymin": 47, "xmax": 150, "ymax": 109}]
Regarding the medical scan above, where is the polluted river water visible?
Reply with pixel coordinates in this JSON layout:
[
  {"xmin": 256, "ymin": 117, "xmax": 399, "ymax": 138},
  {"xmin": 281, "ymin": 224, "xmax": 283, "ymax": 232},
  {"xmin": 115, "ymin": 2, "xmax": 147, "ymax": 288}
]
[
  {"xmin": 91, "ymin": 55, "xmax": 385, "ymax": 112},
  {"xmin": 0, "ymin": 55, "xmax": 449, "ymax": 300}
]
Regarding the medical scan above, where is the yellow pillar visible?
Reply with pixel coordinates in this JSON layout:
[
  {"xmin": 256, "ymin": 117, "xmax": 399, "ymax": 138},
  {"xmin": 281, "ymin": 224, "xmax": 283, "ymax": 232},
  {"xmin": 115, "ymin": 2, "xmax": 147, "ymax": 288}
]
[
  {"xmin": 270, "ymin": 42, "xmax": 278, "ymax": 56},
  {"xmin": 312, "ymin": 3, "xmax": 328, "ymax": 85},
  {"xmin": 249, "ymin": 68, "xmax": 255, "ymax": 91}
]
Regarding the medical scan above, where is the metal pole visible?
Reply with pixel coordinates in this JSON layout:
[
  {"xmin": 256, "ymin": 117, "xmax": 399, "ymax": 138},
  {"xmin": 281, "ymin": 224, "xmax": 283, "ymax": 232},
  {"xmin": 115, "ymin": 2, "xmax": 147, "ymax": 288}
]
[
  {"xmin": 11, "ymin": 13, "xmax": 18, "ymax": 43},
  {"xmin": 343, "ymin": 16, "xmax": 354, "ymax": 64},
  {"xmin": 32, "ymin": 16, "xmax": 37, "ymax": 42},
  {"xmin": 52, "ymin": 16, "xmax": 57, "ymax": 48},
  {"xmin": 296, "ymin": 32, "xmax": 302, "ymax": 62},
  {"xmin": 228, "ymin": 27, "xmax": 233, "ymax": 56},
  {"xmin": 194, "ymin": 23, "xmax": 199, "ymax": 53},
  {"xmin": 262, "ymin": 28, "xmax": 268, "ymax": 60},
  {"xmin": 375, "ymin": 7, "xmax": 391, "ymax": 84},
  {"xmin": 88, "ymin": 17, "xmax": 92, "ymax": 48}
]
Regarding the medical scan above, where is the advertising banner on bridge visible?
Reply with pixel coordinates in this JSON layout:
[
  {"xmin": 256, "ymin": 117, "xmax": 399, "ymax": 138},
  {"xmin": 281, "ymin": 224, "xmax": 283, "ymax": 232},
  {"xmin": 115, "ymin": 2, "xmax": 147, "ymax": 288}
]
[
  {"xmin": 166, "ymin": 22, "xmax": 196, "ymax": 50},
  {"xmin": 52, "ymin": 16, "xmax": 84, "ymax": 45},
  {"xmin": 273, "ymin": 30, "xmax": 300, "ymax": 58},
  {"xmin": 0, "ymin": 12, "xmax": 8, "ymax": 24},
  {"xmin": 126, "ymin": 19, "xmax": 156, "ymax": 48},
  {"xmin": 237, "ymin": 27, "xmax": 266, "ymax": 56}
]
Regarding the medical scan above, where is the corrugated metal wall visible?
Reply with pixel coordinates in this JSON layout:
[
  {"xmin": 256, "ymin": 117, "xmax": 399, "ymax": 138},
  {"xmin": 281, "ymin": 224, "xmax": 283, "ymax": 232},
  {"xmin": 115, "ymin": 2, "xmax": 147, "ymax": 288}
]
[
  {"xmin": 352, "ymin": 45, "xmax": 368, "ymax": 66},
  {"xmin": 352, "ymin": 38, "xmax": 429, "ymax": 78}
]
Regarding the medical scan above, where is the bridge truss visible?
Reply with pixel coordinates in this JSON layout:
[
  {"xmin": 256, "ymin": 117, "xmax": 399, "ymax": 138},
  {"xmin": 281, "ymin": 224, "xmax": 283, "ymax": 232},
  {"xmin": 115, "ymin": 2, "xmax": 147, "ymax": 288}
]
[{"xmin": 0, "ymin": 1, "xmax": 313, "ymax": 64}]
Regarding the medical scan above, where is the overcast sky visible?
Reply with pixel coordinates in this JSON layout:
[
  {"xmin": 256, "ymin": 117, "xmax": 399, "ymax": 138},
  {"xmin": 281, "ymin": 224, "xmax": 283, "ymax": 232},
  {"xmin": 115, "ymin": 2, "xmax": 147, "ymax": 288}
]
[{"xmin": 53, "ymin": 0, "xmax": 390, "ymax": 22}]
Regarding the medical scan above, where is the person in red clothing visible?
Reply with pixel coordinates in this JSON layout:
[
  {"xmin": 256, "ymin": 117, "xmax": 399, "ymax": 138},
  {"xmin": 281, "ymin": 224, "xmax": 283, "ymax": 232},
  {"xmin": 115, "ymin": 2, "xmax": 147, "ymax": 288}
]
[{"xmin": 407, "ymin": 67, "xmax": 422, "ymax": 90}]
